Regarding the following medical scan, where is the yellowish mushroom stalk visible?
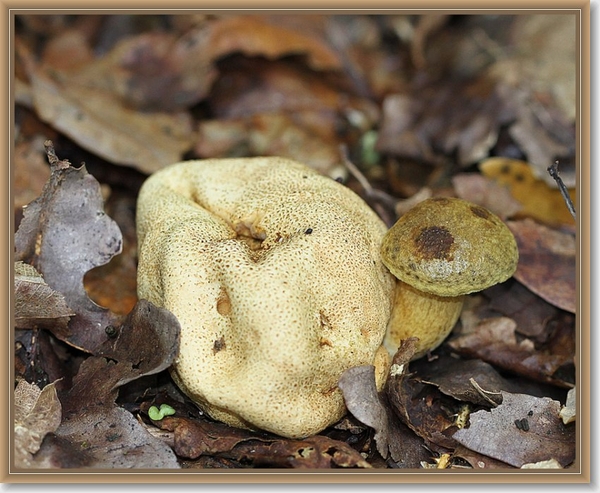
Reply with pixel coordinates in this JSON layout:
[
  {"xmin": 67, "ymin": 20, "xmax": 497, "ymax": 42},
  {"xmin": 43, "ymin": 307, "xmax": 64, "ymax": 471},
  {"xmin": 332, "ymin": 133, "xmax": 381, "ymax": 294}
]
[
  {"xmin": 383, "ymin": 282, "xmax": 463, "ymax": 360},
  {"xmin": 381, "ymin": 197, "xmax": 519, "ymax": 360},
  {"xmin": 136, "ymin": 157, "xmax": 396, "ymax": 439}
]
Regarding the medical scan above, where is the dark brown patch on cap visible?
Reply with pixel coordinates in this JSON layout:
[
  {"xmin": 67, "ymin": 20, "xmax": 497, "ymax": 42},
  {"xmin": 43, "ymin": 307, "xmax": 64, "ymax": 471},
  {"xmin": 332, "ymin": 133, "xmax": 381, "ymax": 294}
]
[
  {"xmin": 470, "ymin": 205, "xmax": 491, "ymax": 220},
  {"xmin": 414, "ymin": 226, "xmax": 454, "ymax": 261}
]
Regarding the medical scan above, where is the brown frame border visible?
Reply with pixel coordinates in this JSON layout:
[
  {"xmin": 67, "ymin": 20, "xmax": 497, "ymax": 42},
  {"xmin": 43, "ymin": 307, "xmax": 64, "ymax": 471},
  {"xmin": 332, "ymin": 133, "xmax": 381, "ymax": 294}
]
[{"xmin": 2, "ymin": 1, "xmax": 591, "ymax": 484}]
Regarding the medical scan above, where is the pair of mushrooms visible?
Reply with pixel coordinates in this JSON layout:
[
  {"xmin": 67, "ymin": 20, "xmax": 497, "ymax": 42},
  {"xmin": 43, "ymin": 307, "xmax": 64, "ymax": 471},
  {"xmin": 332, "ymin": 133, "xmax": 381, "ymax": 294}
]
[{"xmin": 136, "ymin": 157, "xmax": 518, "ymax": 439}]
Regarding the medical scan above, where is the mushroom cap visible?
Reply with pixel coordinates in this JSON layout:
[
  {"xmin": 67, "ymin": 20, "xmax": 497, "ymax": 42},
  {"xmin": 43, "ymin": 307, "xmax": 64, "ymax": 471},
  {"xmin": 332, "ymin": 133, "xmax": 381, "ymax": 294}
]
[
  {"xmin": 136, "ymin": 157, "xmax": 395, "ymax": 438},
  {"xmin": 381, "ymin": 197, "xmax": 518, "ymax": 297}
]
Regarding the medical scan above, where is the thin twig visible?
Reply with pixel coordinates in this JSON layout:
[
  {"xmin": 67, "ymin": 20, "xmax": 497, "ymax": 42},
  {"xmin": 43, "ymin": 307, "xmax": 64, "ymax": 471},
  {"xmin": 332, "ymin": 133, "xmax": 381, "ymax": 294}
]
[
  {"xmin": 547, "ymin": 161, "xmax": 576, "ymax": 220},
  {"xmin": 339, "ymin": 144, "xmax": 398, "ymax": 227}
]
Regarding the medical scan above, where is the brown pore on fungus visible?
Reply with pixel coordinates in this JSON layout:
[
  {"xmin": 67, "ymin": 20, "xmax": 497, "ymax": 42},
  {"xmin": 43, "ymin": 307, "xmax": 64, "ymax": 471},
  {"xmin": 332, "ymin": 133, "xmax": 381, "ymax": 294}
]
[
  {"xmin": 136, "ymin": 157, "xmax": 396, "ymax": 439},
  {"xmin": 380, "ymin": 197, "xmax": 519, "ymax": 360}
]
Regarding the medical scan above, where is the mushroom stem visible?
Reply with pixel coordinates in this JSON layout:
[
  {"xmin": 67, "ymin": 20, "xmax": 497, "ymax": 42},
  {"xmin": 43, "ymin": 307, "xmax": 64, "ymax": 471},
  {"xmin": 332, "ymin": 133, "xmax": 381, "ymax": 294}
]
[{"xmin": 383, "ymin": 281, "xmax": 464, "ymax": 360}]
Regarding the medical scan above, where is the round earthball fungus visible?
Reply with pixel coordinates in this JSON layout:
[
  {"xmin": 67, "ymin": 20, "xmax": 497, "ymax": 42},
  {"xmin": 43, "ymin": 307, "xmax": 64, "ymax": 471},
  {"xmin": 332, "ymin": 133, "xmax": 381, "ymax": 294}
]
[
  {"xmin": 136, "ymin": 157, "xmax": 396, "ymax": 439},
  {"xmin": 381, "ymin": 197, "xmax": 519, "ymax": 360}
]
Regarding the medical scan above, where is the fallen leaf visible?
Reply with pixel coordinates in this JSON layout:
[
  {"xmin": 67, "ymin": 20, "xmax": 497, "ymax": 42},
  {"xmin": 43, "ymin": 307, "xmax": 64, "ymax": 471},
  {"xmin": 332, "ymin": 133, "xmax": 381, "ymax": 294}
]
[
  {"xmin": 203, "ymin": 15, "xmax": 343, "ymax": 72},
  {"xmin": 338, "ymin": 366, "xmax": 390, "ymax": 458},
  {"xmin": 14, "ymin": 379, "xmax": 62, "ymax": 468},
  {"xmin": 60, "ymin": 15, "xmax": 342, "ymax": 114},
  {"xmin": 14, "ymin": 143, "xmax": 123, "ymax": 352},
  {"xmin": 195, "ymin": 56, "xmax": 378, "ymax": 177},
  {"xmin": 453, "ymin": 391, "xmax": 575, "ymax": 468},
  {"xmin": 151, "ymin": 412, "xmax": 370, "ymax": 468},
  {"xmin": 32, "ymin": 70, "xmax": 195, "ymax": 173},
  {"xmin": 505, "ymin": 108, "xmax": 575, "ymax": 191},
  {"xmin": 376, "ymin": 75, "xmax": 511, "ymax": 167},
  {"xmin": 448, "ymin": 316, "xmax": 574, "ymax": 388},
  {"xmin": 486, "ymin": 14, "xmax": 576, "ymax": 184},
  {"xmin": 83, "ymin": 193, "xmax": 139, "ymax": 315},
  {"xmin": 40, "ymin": 28, "xmax": 94, "ymax": 71},
  {"xmin": 451, "ymin": 172, "xmax": 522, "ymax": 220},
  {"xmin": 486, "ymin": 281, "xmax": 559, "ymax": 341},
  {"xmin": 385, "ymin": 339, "xmax": 458, "ymax": 451},
  {"xmin": 412, "ymin": 357, "xmax": 506, "ymax": 408},
  {"xmin": 452, "ymin": 444, "xmax": 516, "ymax": 470},
  {"xmin": 52, "ymin": 300, "xmax": 181, "ymax": 469},
  {"xmin": 338, "ymin": 363, "xmax": 429, "ymax": 467},
  {"xmin": 479, "ymin": 158, "xmax": 576, "ymax": 228},
  {"xmin": 94, "ymin": 299, "xmax": 180, "ymax": 388},
  {"xmin": 14, "ymin": 261, "xmax": 74, "ymax": 331},
  {"xmin": 507, "ymin": 218, "xmax": 576, "ymax": 313},
  {"xmin": 17, "ymin": 326, "xmax": 86, "ymax": 398}
]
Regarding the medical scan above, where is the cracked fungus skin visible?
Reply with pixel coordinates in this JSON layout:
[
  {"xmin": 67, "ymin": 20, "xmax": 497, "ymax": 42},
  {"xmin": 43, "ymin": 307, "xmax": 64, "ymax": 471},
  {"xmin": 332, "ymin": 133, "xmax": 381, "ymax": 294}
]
[
  {"xmin": 136, "ymin": 157, "xmax": 395, "ymax": 439},
  {"xmin": 381, "ymin": 197, "xmax": 519, "ymax": 297}
]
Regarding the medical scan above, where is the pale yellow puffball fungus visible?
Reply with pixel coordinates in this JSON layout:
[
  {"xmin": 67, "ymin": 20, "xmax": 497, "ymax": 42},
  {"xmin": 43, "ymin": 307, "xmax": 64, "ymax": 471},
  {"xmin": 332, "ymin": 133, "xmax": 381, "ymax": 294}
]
[
  {"xmin": 381, "ymin": 197, "xmax": 519, "ymax": 360},
  {"xmin": 136, "ymin": 157, "xmax": 395, "ymax": 438}
]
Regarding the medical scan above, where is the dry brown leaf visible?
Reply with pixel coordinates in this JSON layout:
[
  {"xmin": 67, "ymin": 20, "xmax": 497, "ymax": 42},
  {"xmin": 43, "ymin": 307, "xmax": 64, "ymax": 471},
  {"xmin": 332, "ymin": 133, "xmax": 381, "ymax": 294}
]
[
  {"xmin": 486, "ymin": 281, "xmax": 559, "ymax": 341},
  {"xmin": 14, "ymin": 379, "xmax": 62, "ymax": 468},
  {"xmin": 486, "ymin": 15, "xmax": 576, "ymax": 185},
  {"xmin": 83, "ymin": 193, "xmax": 139, "ymax": 315},
  {"xmin": 448, "ymin": 316, "xmax": 574, "ymax": 388},
  {"xmin": 338, "ymin": 366, "xmax": 391, "ymax": 459},
  {"xmin": 152, "ymin": 413, "xmax": 371, "ymax": 468},
  {"xmin": 452, "ymin": 444, "xmax": 516, "ymax": 469},
  {"xmin": 507, "ymin": 219, "xmax": 576, "ymax": 313},
  {"xmin": 203, "ymin": 15, "xmax": 343, "ymax": 72},
  {"xmin": 376, "ymin": 76, "xmax": 510, "ymax": 167},
  {"xmin": 338, "ymin": 364, "xmax": 428, "ymax": 467},
  {"xmin": 53, "ymin": 300, "xmax": 181, "ymax": 469},
  {"xmin": 14, "ymin": 261, "xmax": 74, "ymax": 331},
  {"xmin": 451, "ymin": 173, "xmax": 522, "ymax": 220},
  {"xmin": 453, "ymin": 392, "xmax": 575, "ymax": 468},
  {"xmin": 385, "ymin": 339, "xmax": 459, "ymax": 451},
  {"xmin": 412, "ymin": 357, "xmax": 506, "ymax": 408},
  {"xmin": 63, "ymin": 31, "xmax": 217, "ymax": 112},
  {"xmin": 29, "ymin": 69, "xmax": 195, "ymax": 173},
  {"xmin": 62, "ymin": 15, "xmax": 341, "ymax": 114}
]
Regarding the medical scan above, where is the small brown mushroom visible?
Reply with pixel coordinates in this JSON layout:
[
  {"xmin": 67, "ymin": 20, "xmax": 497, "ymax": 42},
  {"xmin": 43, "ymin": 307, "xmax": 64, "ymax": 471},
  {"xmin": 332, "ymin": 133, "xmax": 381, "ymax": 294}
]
[{"xmin": 380, "ymin": 197, "xmax": 519, "ymax": 359}]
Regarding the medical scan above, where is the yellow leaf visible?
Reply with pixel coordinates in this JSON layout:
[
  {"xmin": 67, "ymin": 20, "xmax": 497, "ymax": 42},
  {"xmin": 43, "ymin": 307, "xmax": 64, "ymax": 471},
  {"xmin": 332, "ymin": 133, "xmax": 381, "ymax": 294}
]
[{"xmin": 479, "ymin": 158, "xmax": 575, "ymax": 227}]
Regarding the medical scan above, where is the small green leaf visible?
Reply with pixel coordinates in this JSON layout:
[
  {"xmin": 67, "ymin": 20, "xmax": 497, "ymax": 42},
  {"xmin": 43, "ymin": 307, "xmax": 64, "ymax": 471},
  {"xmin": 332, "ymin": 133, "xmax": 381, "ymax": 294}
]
[
  {"xmin": 148, "ymin": 405, "xmax": 162, "ymax": 420},
  {"xmin": 159, "ymin": 403, "xmax": 176, "ymax": 417},
  {"xmin": 148, "ymin": 403, "xmax": 176, "ymax": 421}
]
